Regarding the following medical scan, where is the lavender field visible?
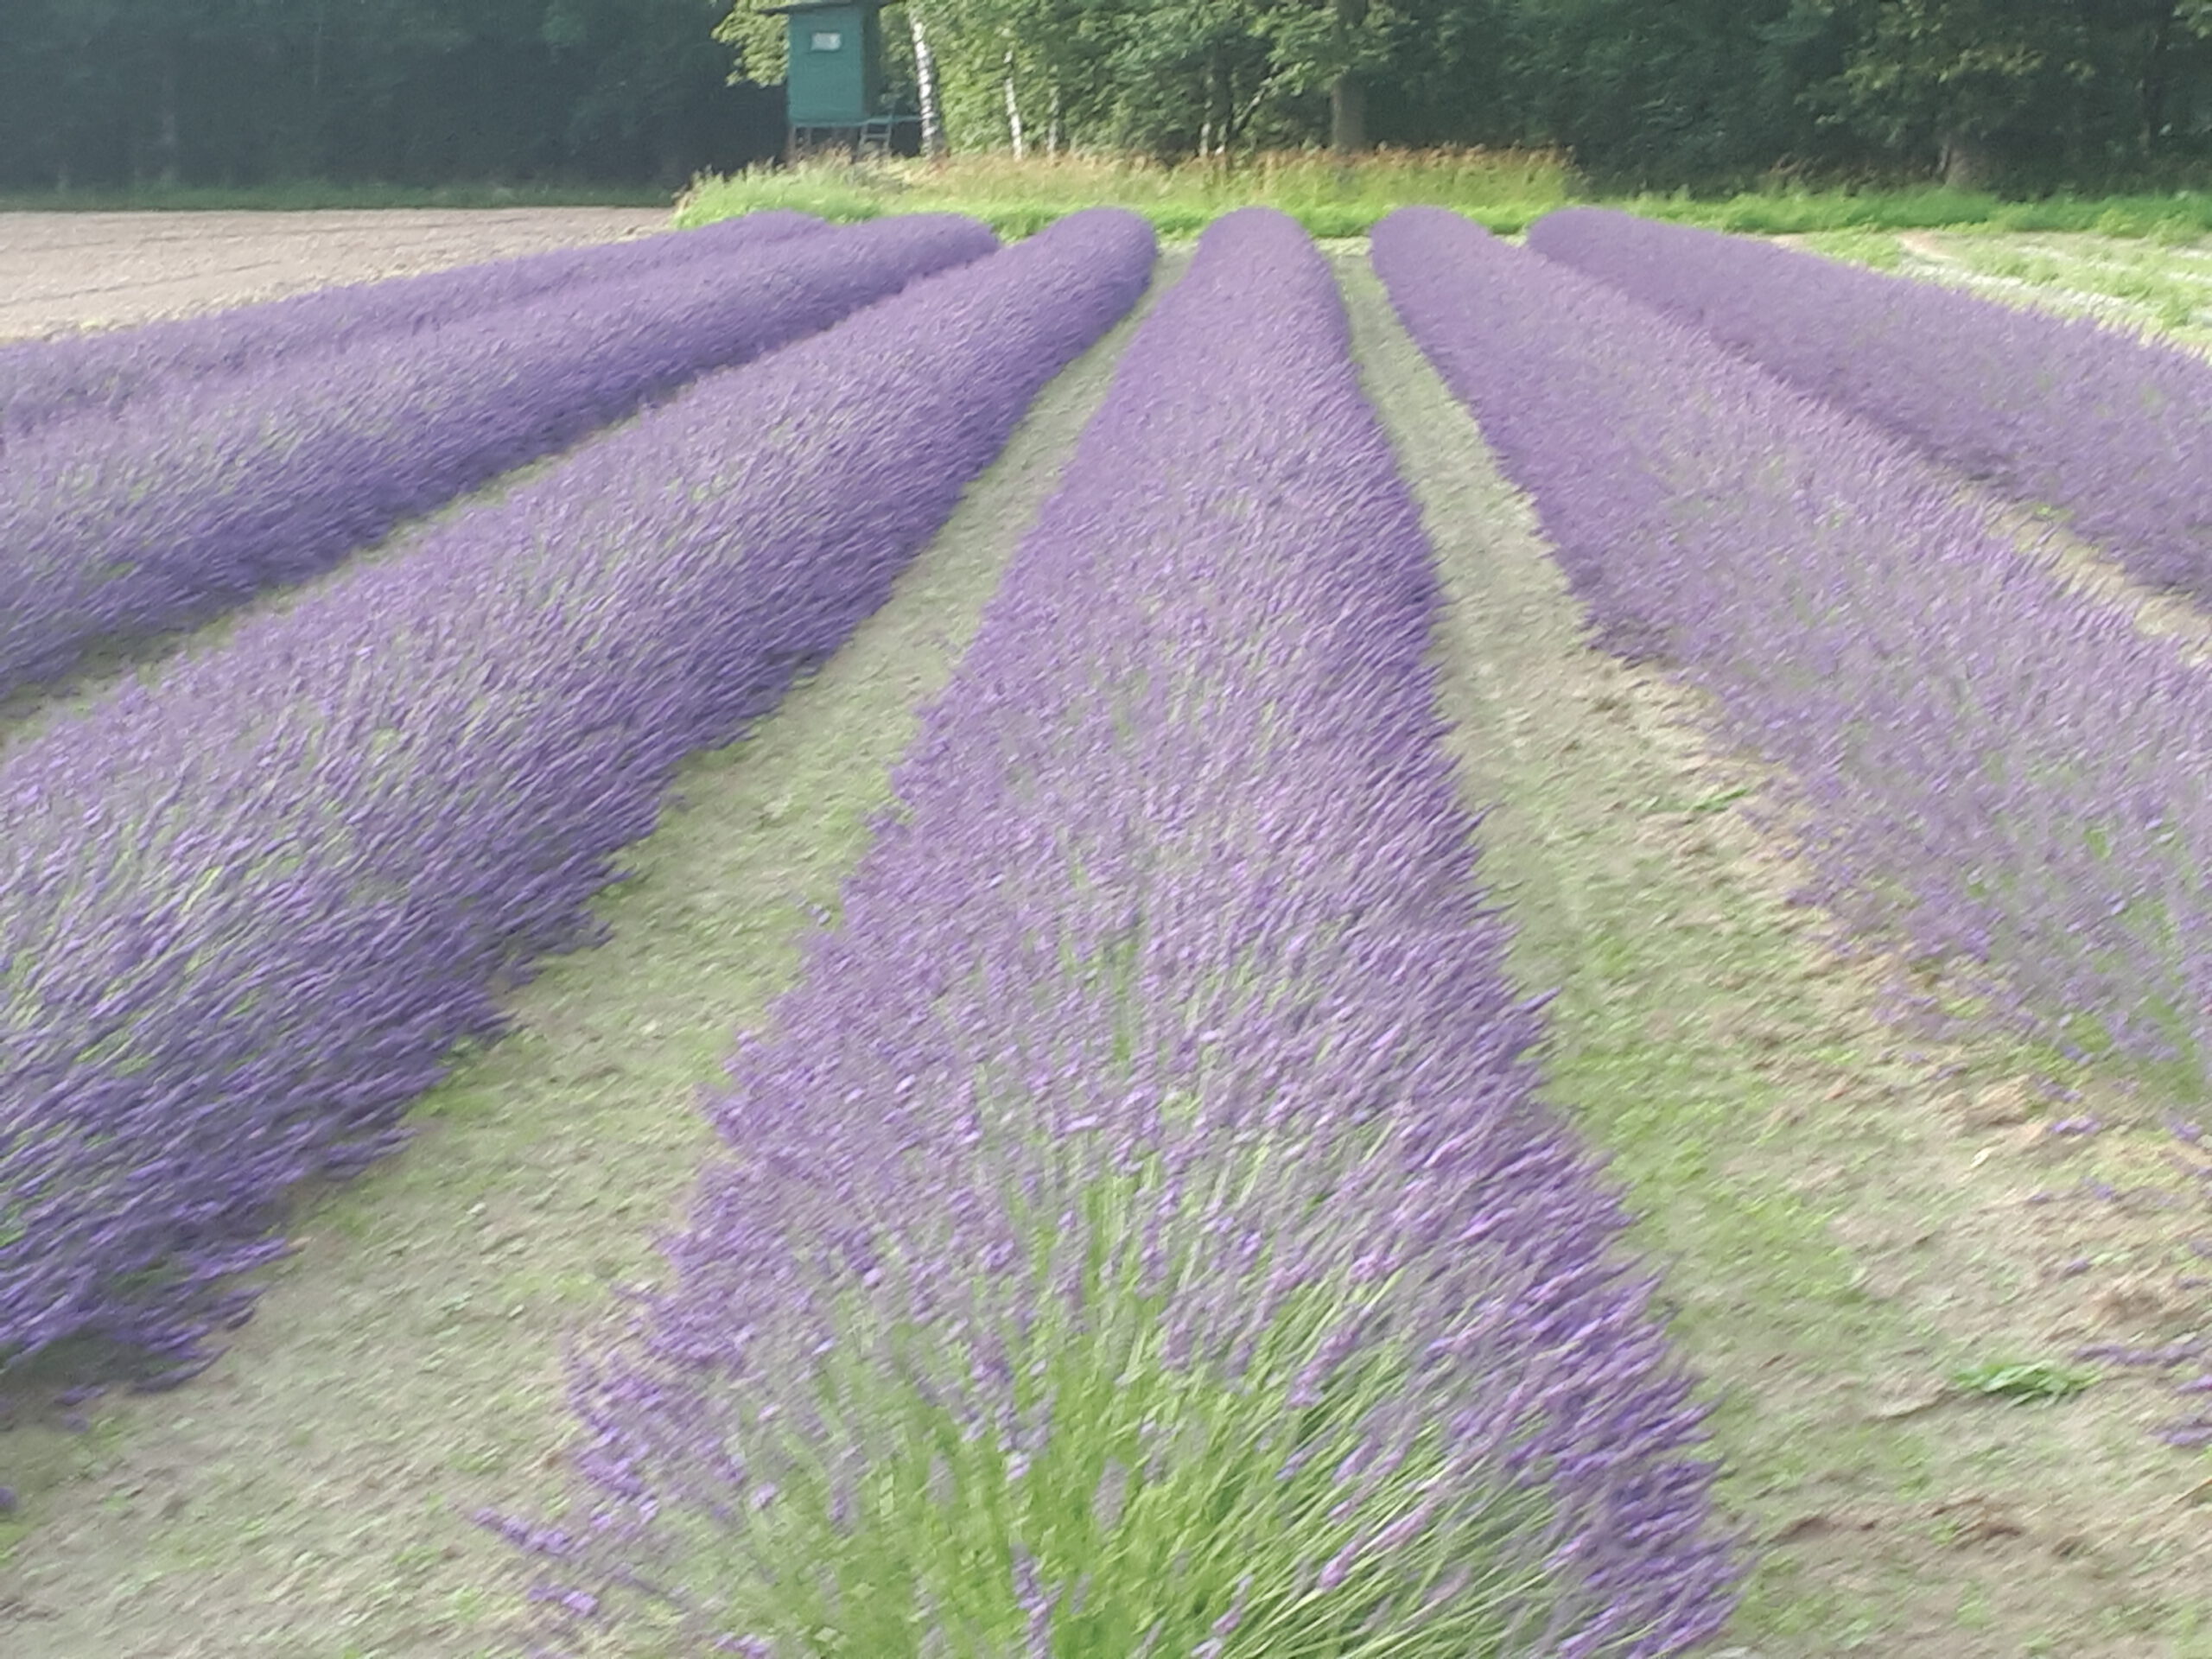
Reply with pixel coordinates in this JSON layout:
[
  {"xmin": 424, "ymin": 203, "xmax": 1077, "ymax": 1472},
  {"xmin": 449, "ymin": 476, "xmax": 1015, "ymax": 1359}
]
[{"xmin": 3, "ymin": 205, "xmax": 2212, "ymax": 1658}]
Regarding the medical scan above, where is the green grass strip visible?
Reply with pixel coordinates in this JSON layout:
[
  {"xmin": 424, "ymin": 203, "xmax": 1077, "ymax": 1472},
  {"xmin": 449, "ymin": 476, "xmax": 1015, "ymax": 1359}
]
[
  {"xmin": 1336, "ymin": 251, "xmax": 2212, "ymax": 1658},
  {"xmin": 0, "ymin": 257, "xmax": 1179, "ymax": 1659}
]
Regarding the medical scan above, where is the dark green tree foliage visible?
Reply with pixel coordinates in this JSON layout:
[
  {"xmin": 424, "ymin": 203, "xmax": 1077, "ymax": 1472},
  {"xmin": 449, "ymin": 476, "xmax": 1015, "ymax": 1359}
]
[
  {"xmin": 0, "ymin": 0, "xmax": 782, "ymax": 193},
  {"xmin": 709, "ymin": 0, "xmax": 2212, "ymax": 184},
  {"xmin": 1361, "ymin": 0, "xmax": 1518, "ymax": 149},
  {"xmin": 719, "ymin": 0, "xmax": 1518, "ymax": 159},
  {"xmin": 16, "ymin": 0, "xmax": 2212, "ymax": 196},
  {"xmin": 1798, "ymin": 0, "xmax": 2090, "ymax": 184},
  {"xmin": 1101, "ymin": 0, "xmax": 1281, "ymax": 156},
  {"xmin": 1507, "ymin": 0, "xmax": 1833, "ymax": 184},
  {"xmin": 1777, "ymin": 0, "xmax": 2212, "ymax": 186}
]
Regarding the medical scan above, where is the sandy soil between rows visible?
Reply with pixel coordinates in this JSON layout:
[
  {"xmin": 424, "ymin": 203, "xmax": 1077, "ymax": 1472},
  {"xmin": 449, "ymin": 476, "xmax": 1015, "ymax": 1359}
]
[
  {"xmin": 0, "ymin": 254, "xmax": 1185, "ymax": 1659},
  {"xmin": 0, "ymin": 208, "xmax": 671, "ymax": 343},
  {"xmin": 8, "ymin": 223, "xmax": 2208, "ymax": 1656},
  {"xmin": 1340, "ymin": 251, "xmax": 2212, "ymax": 1656}
]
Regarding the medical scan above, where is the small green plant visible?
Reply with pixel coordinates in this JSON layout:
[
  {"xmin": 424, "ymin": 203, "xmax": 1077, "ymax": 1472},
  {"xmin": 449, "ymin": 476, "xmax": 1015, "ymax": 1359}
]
[
  {"xmin": 1948, "ymin": 1358, "xmax": 2095, "ymax": 1402},
  {"xmin": 1801, "ymin": 229, "xmax": 1906, "ymax": 270},
  {"xmin": 1688, "ymin": 784, "xmax": 1754, "ymax": 817},
  {"xmin": 618, "ymin": 1146, "xmax": 1562, "ymax": 1656}
]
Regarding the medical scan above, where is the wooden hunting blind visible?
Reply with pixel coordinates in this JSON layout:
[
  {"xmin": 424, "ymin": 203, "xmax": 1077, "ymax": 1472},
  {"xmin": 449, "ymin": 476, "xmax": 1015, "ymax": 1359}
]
[{"xmin": 766, "ymin": 0, "xmax": 912, "ymax": 156}]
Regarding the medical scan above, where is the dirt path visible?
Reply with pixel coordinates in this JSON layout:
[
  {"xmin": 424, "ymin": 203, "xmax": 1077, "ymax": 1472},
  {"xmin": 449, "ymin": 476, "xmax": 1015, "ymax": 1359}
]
[
  {"xmin": 0, "ymin": 208, "xmax": 671, "ymax": 342},
  {"xmin": 1745, "ymin": 240, "xmax": 2212, "ymax": 672},
  {"xmin": 0, "ymin": 252, "xmax": 1184, "ymax": 1659},
  {"xmin": 1971, "ymin": 489, "xmax": 2212, "ymax": 671},
  {"xmin": 1802, "ymin": 229, "xmax": 2212, "ymax": 358},
  {"xmin": 10, "ymin": 233, "xmax": 2210, "ymax": 1656},
  {"xmin": 1337, "ymin": 252, "xmax": 2212, "ymax": 1657}
]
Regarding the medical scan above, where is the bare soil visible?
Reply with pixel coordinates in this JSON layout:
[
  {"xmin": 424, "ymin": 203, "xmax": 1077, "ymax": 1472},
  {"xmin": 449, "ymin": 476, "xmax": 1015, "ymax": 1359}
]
[
  {"xmin": 0, "ymin": 208, "xmax": 670, "ymax": 343},
  {"xmin": 1977, "ymin": 488, "xmax": 2212, "ymax": 667},
  {"xmin": 1338, "ymin": 253, "xmax": 2212, "ymax": 1656},
  {"xmin": 4, "ymin": 226, "xmax": 2210, "ymax": 1658},
  {"xmin": 0, "ymin": 248, "xmax": 1183, "ymax": 1659}
]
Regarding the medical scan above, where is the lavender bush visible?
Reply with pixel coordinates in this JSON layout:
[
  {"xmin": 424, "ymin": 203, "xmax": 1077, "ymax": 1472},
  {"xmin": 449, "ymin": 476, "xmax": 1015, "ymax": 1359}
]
[
  {"xmin": 493, "ymin": 207, "xmax": 1738, "ymax": 1658},
  {"xmin": 1376, "ymin": 206, "xmax": 2212, "ymax": 1090},
  {"xmin": 0, "ymin": 207, "xmax": 1155, "ymax": 1393},
  {"xmin": 0, "ymin": 210, "xmax": 819, "ymax": 441},
  {"xmin": 0, "ymin": 213, "xmax": 986, "ymax": 705},
  {"xmin": 1527, "ymin": 207, "xmax": 2212, "ymax": 604}
]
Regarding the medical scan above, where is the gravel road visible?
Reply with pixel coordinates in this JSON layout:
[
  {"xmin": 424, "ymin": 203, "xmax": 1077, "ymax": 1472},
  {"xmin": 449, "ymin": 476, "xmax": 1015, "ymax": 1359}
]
[{"xmin": 0, "ymin": 207, "xmax": 672, "ymax": 342}]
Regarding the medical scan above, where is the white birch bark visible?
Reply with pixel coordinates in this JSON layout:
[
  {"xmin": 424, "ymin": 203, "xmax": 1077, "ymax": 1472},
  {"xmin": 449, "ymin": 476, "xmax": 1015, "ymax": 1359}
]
[
  {"xmin": 909, "ymin": 3, "xmax": 945, "ymax": 158},
  {"xmin": 1003, "ymin": 48, "xmax": 1026, "ymax": 156}
]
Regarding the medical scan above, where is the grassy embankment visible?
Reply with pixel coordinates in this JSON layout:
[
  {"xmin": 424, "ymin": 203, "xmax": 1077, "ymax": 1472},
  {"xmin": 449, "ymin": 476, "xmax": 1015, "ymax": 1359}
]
[
  {"xmin": 1796, "ymin": 225, "xmax": 2212, "ymax": 346},
  {"xmin": 16, "ymin": 146, "xmax": 2212, "ymax": 246},
  {"xmin": 674, "ymin": 146, "xmax": 2212, "ymax": 241}
]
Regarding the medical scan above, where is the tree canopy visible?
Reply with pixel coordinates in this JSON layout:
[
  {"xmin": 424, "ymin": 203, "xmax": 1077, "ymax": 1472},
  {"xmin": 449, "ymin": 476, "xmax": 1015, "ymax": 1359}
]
[
  {"xmin": 721, "ymin": 0, "xmax": 2212, "ymax": 185},
  {"xmin": 8, "ymin": 0, "xmax": 2212, "ymax": 194},
  {"xmin": 0, "ymin": 0, "xmax": 778, "ymax": 194}
]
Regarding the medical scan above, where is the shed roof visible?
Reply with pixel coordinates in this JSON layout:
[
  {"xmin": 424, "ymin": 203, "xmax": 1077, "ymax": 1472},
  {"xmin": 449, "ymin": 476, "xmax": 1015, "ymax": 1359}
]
[{"xmin": 760, "ymin": 0, "xmax": 893, "ymax": 14}]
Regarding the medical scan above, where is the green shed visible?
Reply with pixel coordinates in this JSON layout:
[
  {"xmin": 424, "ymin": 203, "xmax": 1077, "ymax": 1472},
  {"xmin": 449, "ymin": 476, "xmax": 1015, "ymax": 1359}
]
[{"xmin": 767, "ymin": 0, "xmax": 912, "ymax": 156}]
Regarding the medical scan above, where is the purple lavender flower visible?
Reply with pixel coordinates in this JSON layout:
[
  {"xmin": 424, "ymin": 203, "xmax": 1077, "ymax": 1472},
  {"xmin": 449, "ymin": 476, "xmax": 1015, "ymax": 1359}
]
[
  {"xmin": 1526, "ymin": 207, "xmax": 2212, "ymax": 607},
  {"xmin": 1376, "ymin": 205, "xmax": 2212, "ymax": 1109},
  {"xmin": 0, "ymin": 208, "xmax": 1155, "ymax": 1389},
  {"xmin": 500, "ymin": 208, "xmax": 1737, "ymax": 1657},
  {"xmin": 0, "ymin": 212, "xmax": 819, "ymax": 440},
  {"xmin": 0, "ymin": 213, "xmax": 984, "ymax": 702}
]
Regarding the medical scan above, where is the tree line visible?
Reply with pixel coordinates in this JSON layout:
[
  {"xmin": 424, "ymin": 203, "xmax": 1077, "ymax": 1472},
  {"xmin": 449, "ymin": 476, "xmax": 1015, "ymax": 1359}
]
[
  {"xmin": 735, "ymin": 0, "xmax": 2212, "ymax": 188},
  {"xmin": 8, "ymin": 0, "xmax": 2212, "ymax": 195},
  {"xmin": 0, "ymin": 0, "xmax": 776, "ymax": 194}
]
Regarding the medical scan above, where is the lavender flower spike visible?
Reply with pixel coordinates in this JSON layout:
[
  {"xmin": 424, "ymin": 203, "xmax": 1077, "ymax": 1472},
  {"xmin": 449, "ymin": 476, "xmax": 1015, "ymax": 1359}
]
[
  {"xmin": 1528, "ymin": 207, "xmax": 2212, "ymax": 607},
  {"xmin": 0, "ymin": 208, "xmax": 1155, "ymax": 1392},
  {"xmin": 0, "ymin": 213, "xmax": 979, "ymax": 703},
  {"xmin": 505, "ymin": 207, "xmax": 1738, "ymax": 1656},
  {"xmin": 1378, "ymin": 204, "xmax": 2212, "ymax": 1095}
]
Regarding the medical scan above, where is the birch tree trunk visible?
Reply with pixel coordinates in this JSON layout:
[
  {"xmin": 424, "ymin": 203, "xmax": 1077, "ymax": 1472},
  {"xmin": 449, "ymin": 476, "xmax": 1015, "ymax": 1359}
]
[
  {"xmin": 1937, "ymin": 129, "xmax": 1993, "ymax": 188},
  {"xmin": 910, "ymin": 3, "xmax": 945, "ymax": 158},
  {"xmin": 1003, "ymin": 49, "xmax": 1026, "ymax": 156},
  {"xmin": 1211, "ymin": 49, "xmax": 1232, "ymax": 156}
]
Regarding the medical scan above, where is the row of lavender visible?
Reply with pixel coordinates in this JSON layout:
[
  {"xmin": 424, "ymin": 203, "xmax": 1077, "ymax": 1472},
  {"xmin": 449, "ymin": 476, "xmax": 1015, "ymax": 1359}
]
[
  {"xmin": 0, "ymin": 212, "xmax": 817, "ymax": 441},
  {"xmin": 1379, "ymin": 208, "xmax": 2212, "ymax": 1085},
  {"xmin": 0, "ymin": 212, "xmax": 976, "ymax": 705},
  {"xmin": 1527, "ymin": 207, "xmax": 2212, "ymax": 605},
  {"xmin": 0, "ymin": 210, "xmax": 1155, "ymax": 1391},
  {"xmin": 489, "ymin": 210, "xmax": 1737, "ymax": 1657}
]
